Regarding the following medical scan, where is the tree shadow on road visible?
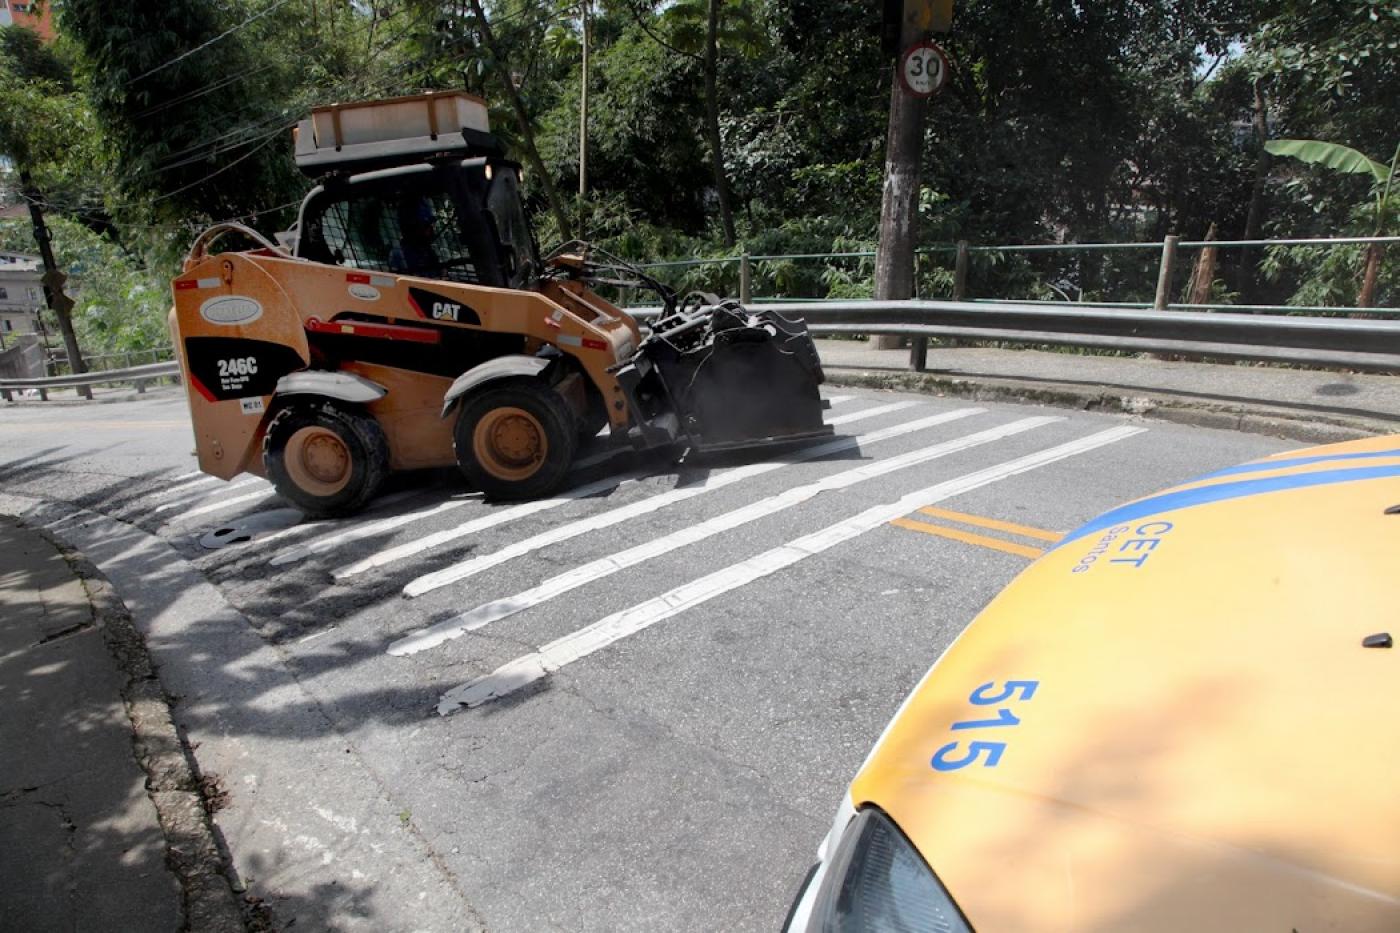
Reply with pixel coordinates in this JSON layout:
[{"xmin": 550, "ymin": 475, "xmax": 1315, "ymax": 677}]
[{"xmin": 1, "ymin": 421, "xmax": 912, "ymax": 932}]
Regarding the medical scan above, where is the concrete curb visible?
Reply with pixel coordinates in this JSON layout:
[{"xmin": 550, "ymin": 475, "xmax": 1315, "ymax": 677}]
[
  {"xmin": 29, "ymin": 522, "xmax": 248, "ymax": 933},
  {"xmin": 823, "ymin": 366, "xmax": 1396, "ymax": 445}
]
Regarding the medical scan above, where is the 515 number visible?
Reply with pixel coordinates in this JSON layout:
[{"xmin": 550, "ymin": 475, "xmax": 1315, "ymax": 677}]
[{"xmin": 930, "ymin": 679, "xmax": 1039, "ymax": 772}]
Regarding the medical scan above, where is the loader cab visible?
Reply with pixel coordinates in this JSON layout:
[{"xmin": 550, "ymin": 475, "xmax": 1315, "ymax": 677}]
[{"xmin": 295, "ymin": 158, "xmax": 540, "ymax": 289}]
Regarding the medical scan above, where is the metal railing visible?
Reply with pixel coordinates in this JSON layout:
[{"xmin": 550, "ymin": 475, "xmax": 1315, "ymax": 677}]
[
  {"xmin": 75, "ymin": 345, "xmax": 176, "ymax": 373},
  {"xmin": 0, "ymin": 361, "xmax": 180, "ymax": 402},
  {"xmin": 633, "ymin": 299, "xmax": 1400, "ymax": 374},
  {"xmin": 628, "ymin": 234, "xmax": 1400, "ymax": 318},
  {"xmin": 6, "ymin": 235, "xmax": 1396, "ymax": 404}
]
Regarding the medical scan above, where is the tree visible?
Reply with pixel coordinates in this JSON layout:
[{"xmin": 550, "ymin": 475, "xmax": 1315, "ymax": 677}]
[
  {"xmin": 1266, "ymin": 138, "xmax": 1398, "ymax": 307},
  {"xmin": 463, "ymin": 0, "xmax": 576, "ymax": 239},
  {"xmin": 59, "ymin": 0, "xmax": 307, "ymax": 224},
  {"xmin": 618, "ymin": 0, "xmax": 765, "ymax": 247},
  {"xmin": 0, "ymin": 27, "xmax": 98, "ymax": 386},
  {"xmin": 541, "ymin": 22, "xmax": 712, "ymax": 237}
]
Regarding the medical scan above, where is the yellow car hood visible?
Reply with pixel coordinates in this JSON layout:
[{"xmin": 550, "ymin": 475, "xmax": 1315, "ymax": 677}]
[{"xmin": 851, "ymin": 435, "xmax": 1400, "ymax": 931}]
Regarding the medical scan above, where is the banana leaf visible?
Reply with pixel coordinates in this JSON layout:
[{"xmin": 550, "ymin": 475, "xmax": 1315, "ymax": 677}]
[{"xmin": 1265, "ymin": 139, "xmax": 1389, "ymax": 183}]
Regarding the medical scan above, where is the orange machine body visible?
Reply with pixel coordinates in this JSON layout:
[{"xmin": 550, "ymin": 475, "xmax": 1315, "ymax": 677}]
[{"xmin": 170, "ymin": 248, "xmax": 640, "ymax": 480}]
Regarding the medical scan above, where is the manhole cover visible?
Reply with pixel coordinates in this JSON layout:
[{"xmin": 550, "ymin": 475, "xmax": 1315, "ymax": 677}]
[{"xmin": 199, "ymin": 509, "xmax": 303, "ymax": 550}]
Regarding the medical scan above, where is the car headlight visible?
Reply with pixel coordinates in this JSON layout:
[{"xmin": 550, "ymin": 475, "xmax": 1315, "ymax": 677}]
[{"xmin": 804, "ymin": 807, "xmax": 971, "ymax": 933}]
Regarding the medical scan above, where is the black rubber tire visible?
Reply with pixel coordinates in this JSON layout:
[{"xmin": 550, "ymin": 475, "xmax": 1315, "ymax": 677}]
[
  {"xmin": 454, "ymin": 378, "xmax": 577, "ymax": 500},
  {"xmin": 262, "ymin": 400, "xmax": 390, "ymax": 518}
]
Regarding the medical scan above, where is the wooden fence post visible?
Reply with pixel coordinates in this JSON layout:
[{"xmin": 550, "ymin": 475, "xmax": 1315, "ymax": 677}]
[
  {"xmin": 1153, "ymin": 235, "xmax": 1179, "ymax": 311},
  {"xmin": 953, "ymin": 240, "xmax": 970, "ymax": 301}
]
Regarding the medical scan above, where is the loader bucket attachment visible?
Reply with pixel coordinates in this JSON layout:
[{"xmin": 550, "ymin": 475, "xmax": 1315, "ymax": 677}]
[{"xmin": 622, "ymin": 302, "xmax": 832, "ymax": 453}]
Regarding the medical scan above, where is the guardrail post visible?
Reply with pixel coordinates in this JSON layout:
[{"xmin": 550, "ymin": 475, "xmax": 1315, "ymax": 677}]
[
  {"xmin": 1153, "ymin": 235, "xmax": 1179, "ymax": 311},
  {"xmin": 38, "ymin": 387, "xmax": 48, "ymax": 401},
  {"xmin": 909, "ymin": 252, "xmax": 927, "ymax": 371},
  {"xmin": 909, "ymin": 241, "xmax": 969, "ymax": 372},
  {"xmin": 739, "ymin": 253, "xmax": 752, "ymax": 304}
]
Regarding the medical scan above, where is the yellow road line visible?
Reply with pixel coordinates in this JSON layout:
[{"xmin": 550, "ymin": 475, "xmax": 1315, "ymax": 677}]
[
  {"xmin": 916, "ymin": 505, "xmax": 1063, "ymax": 542},
  {"xmin": 890, "ymin": 517, "xmax": 1046, "ymax": 560}
]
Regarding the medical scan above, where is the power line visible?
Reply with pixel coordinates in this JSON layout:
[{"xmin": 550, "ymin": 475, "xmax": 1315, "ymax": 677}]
[
  {"xmin": 153, "ymin": 132, "xmax": 283, "ymax": 203},
  {"xmin": 134, "ymin": 60, "xmax": 280, "ymax": 119},
  {"xmin": 126, "ymin": 0, "xmax": 294, "ymax": 86},
  {"xmin": 143, "ymin": 111, "xmax": 294, "ymax": 176}
]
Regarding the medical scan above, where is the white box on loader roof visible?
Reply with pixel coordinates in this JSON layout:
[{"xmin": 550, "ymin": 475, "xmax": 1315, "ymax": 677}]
[{"xmin": 293, "ymin": 91, "xmax": 493, "ymax": 174}]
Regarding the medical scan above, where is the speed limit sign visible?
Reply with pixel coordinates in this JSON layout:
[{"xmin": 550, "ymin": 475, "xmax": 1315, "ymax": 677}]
[{"xmin": 900, "ymin": 41, "xmax": 949, "ymax": 98}]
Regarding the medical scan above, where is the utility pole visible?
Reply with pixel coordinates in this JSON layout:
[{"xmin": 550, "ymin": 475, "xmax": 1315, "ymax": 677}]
[
  {"xmin": 873, "ymin": 0, "xmax": 950, "ymax": 349},
  {"xmin": 21, "ymin": 171, "xmax": 90, "ymax": 399},
  {"xmin": 578, "ymin": 0, "xmax": 589, "ymax": 220}
]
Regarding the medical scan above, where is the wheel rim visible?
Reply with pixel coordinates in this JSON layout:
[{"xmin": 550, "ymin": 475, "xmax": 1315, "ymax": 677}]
[
  {"xmin": 473, "ymin": 406, "xmax": 547, "ymax": 482},
  {"xmin": 284, "ymin": 426, "xmax": 353, "ymax": 497}
]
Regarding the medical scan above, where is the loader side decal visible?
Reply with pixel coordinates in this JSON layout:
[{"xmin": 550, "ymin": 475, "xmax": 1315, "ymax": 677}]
[
  {"xmin": 184, "ymin": 336, "xmax": 306, "ymax": 402},
  {"xmin": 407, "ymin": 287, "xmax": 481, "ymax": 325},
  {"xmin": 200, "ymin": 295, "xmax": 264, "ymax": 326}
]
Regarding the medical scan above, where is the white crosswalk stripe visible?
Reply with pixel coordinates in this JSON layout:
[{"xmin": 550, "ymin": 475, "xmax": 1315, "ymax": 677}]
[
  {"xmin": 268, "ymin": 471, "xmax": 642, "ymax": 567},
  {"xmin": 351, "ymin": 400, "xmax": 923, "ymax": 585},
  {"xmin": 390, "ymin": 411, "xmax": 1046, "ymax": 655},
  {"xmin": 153, "ymin": 475, "xmax": 265, "ymax": 513},
  {"xmin": 150, "ymin": 473, "xmax": 222, "ymax": 500},
  {"xmin": 436, "ymin": 424, "xmax": 1147, "ymax": 713},
  {"xmin": 177, "ymin": 487, "xmax": 277, "ymax": 520},
  {"xmin": 197, "ymin": 488, "xmax": 425, "ymax": 547},
  {"xmin": 272, "ymin": 401, "xmax": 888, "ymax": 569}
]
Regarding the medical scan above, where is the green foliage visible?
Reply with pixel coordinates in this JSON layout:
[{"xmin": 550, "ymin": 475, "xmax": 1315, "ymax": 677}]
[
  {"xmin": 0, "ymin": 25, "xmax": 72, "ymax": 87},
  {"xmin": 1261, "ymin": 241, "xmax": 1393, "ymax": 309},
  {"xmin": 0, "ymin": 26, "xmax": 105, "ymax": 199},
  {"xmin": 1265, "ymin": 140, "xmax": 1388, "ymax": 183},
  {"xmin": 0, "ymin": 0, "xmax": 1391, "ymax": 332},
  {"xmin": 0, "ymin": 216, "xmax": 175, "ymax": 354}
]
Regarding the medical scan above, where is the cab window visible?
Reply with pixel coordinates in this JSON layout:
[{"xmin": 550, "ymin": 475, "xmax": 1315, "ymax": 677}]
[
  {"xmin": 303, "ymin": 179, "xmax": 480, "ymax": 284},
  {"xmin": 484, "ymin": 167, "xmax": 537, "ymax": 286}
]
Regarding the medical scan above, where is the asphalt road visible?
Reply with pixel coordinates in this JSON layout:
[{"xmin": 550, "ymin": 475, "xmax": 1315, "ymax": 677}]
[{"xmin": 0, "ymin": 387, "xmax": 1296, "ymax": 931}]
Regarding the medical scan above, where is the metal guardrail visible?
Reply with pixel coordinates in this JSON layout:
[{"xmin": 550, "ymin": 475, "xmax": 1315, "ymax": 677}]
[
  {"xmin": 4, "ymin": 298, "xmax": 1395, "ymax": 405},
  {"xmin": 636, "ymin": 299, "xmax": 1400, "ymax": 373},
  {"xmin": 632, "ymin": 234, "xmax": 1399, "ymax": 317},
  {"xmin": 0, "ymin": 360, "xmax": 179, "ymax": 402}
]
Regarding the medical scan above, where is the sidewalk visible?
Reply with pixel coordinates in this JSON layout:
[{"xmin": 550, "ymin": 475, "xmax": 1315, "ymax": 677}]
[
  {"xmin": 0, "ymin": 517, "xmax": 241, "ymax": 932},
  {"xmin": 815, "ymin": 340, "xmax": 1400, "ymax": 442}
]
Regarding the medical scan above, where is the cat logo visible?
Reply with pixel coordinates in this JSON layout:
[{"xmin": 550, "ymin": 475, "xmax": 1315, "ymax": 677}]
[
  {"xmin": 407, "ymin": 287, "xmax": 481, "ymax": 326},
  {"xmin": 431, "ymin": 300, "xmax": 463, "ymax": 322}
]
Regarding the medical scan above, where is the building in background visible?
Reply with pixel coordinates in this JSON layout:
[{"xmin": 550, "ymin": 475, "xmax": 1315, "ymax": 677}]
[
  {"xmin": 0, "ymin": 251, "xmax": 45, "ymax": 343},
  {"xmin": 0, "ymin": 0, "xmax": 56, "ymax": 40}
]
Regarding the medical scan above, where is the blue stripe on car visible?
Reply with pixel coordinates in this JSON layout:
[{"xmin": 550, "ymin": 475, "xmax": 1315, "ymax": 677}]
[
  {"xmin": 1195, "ymin": 449, "xmax": 1400, "ymax": 482},
  {"xmin": 1056, "ymin": 464, "xmax": 1400, "ymax": 548}
]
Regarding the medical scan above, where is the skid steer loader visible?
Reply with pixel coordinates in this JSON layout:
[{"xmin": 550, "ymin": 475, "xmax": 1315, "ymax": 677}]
[{"xmin": 170, "ymin": 92, "xmax": 830, "ymax": 517}]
